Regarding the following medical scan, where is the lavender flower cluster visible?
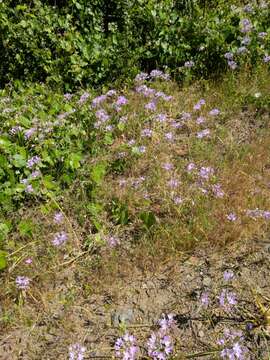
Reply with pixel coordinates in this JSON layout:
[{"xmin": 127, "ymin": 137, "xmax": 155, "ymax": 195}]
[
  {"xmin": 114, "ymin": 313, "xmax": 176, "ymax": 360},
  {"xmin": 218, "ymin": 329, "xmax": 249, "ymax": 359}
]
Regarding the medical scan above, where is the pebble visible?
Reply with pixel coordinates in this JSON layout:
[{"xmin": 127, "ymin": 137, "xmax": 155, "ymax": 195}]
[
  {"xmin": 111, "ymin": 308, "xmax": 134, "ymax": 327},
  {"xmin": 202, "ymin": 276, "xmax": 212, "ymax": 287}
]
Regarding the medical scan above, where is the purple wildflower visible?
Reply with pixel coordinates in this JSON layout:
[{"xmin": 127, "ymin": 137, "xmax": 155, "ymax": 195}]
[
  {"xmin": 77, "ymin": 92, "xmax": 90, "ymax": 105},
  {"xmin": 95, "ymin": 109, "xmax": 110, "ymax": 123},
  {"xmin": 64, "ymin": 93, "xmax": 73, "ymax": 101},
  {"xmin": 52, "ymin": 231, "xmax": 68, "ymax": 246},
  {"xmin": 209, "ymin": 108, "xmax": 220, "ymax": 116},
  {"xmin": 27, "ymin": 156, "xmax": 41, "ymax": 169},
  {"xmin": 170, "ymin": 120, "xmax": 183, "ymax": 129},
  {"xmin": 135, "ymin": 72, "xmax": 148, "ymax": 82},
  {"xmin": 155, "ymin": 91, "xmax": 166, "ymax": 98},
  {"xmin": 30, "ymin": 170, "xmax": 41, "ymax": 178},
  {"xmin": 196, "ymin": 129, "xmax": 210, "ymax": 138},
  {"xmin": 246, "ymin": 208, "xmax": 270, "ymax": 219},
  {"xmin": 258, "ymin": 32, "xmax": 267, "ymax": 39},
  {"xmin": 137, "ymin": 145, "xmax": 146, "ymax": 154},
  {"xmin": 106, "ymin": 89, "xmax": 117, "ymax": 97},
  {"xmin": 141, "ymin": 128, "xmax": 153, "ymax": 138},
  {"xmin": 218, "ymin": 329, "xmax": 249, "ymax": 360},
  {"xmin": 212, "ymin": 183, "xmax": 225, "ymax": 198},
  {"xmin": 24, "ymin": 127, "xmax": 36, "ymax": 139},
  {"xmin": 263, "ymin": 211, "xmax": 270, "ymax": 220},
  {"xmin": 224, "ymin": 52, "xmax": 234, "ymax": 60},
  {"xmin": 147, "ymin": 332, "xmax": 174, "ymax": 360},
  {"xmin": 263, "ymin": 55, "xmax": 270, "ymax": 63},
  {"xmin": 181, "ymin": 112, "xmax": 191, "ymax": 121},
  {"xmin": 116, "ymin": 96, "xmax": 128, "ymax": 106},
  {"xmin": 136, "ymin": 85, "xmax": 155, "ymax": 97},
  {"xmin": 184, "ymin": 61, "xmax": 195, "ymax": 68},
  {"xmin": 25, "ymin": 184, "xmax": 34, "ymax": 193},
  {"xmin": 150, "ymin": 70, "xmax": 170, "ymax": 80},
  {"xmin": 54, "ymin": 212, "xmax": 64, "ymax": 224},
  {"xmin": 16, "ymin": 276, "xmax": 30, "ymax": 290},
  {"xmin": 105, "ymin": 125, "xmax": 114, "ymax": 132},
  {"xmin": 158, "ymin": 314, "xmax": 176, "ymax": 332},
  {"xmin": 243, "ymin": 4, "xmax": 253, "ymax": 13},
  {"xmin": 162, "ymin": 163, "xmax": 173, "ymax": 171},
  {"xmin": 92, "ymin": 95, "xmax": 107, "ymax": 108},
  {"xmin": 106, "ymin": 236, "xmax": 120, "ymax": 248},
  {"xmin": 164, "ymin": 132, "xmax": 174, "ymax": 141},
  {"xmin": 115, "ymin": 333, "xmax": 139, "ymax": 360},
  {"xmin": 237, "ymin": 46, "xmax": 248, "ymax": 55},
  {"xmin": 196, "ymin": 116, "xmax": 205, "ymax": 124},
  {"xmin": 145, "ymin": 101, "xmax": 157, "ymax": 111},
  {"xmin": 227, "ymin": 213, "xmax": 237, "ymax": 222},
  {"xmin": 240, "ymin": 19, "xmax": 252, "ymax": 33},
  {"xmin": 219, "ymin": 290, "xmax": 237, "ymax": 311},
  {"xmin": 224, "ymin": 270, "xmax": 234, "ymax": 281},
  {"xmin": 25, "ymin": 258, "xmax": 32, "ymax": 264},
  {"xmin": 187, "ymin": 163, "xmax": 196, "ymax": 172},
  {"xmin": 9, "ymin": 126, "xmax": 23, "ymax": 135},
  {"xmin": 163, "ymin": 95, "xmax": 173, "ymax": 102},
  {"xmin": 69, "ymin": 343, "xmax": 86, "ymax": 360},
  {"xmin": 200, "ymin": 292, "xmax": 210, "ymax": 308},
  {"xmin": 199, "ymin": 166, "xmax": 214, "ymax": 180},
  {"xmin": 127, "ymin": 139, "xmax": 136, "ymax": 147},
  {"xmin": 173, "ymin": 196, "xmax": 183, "ymax": 205},
  {"xmin": 193, "ymin": 99, "xmax": 205, "ymax": 111},
  {"xmin": 155, "ymin": 113, "xmax": 167, "ymax": 122},
  {"xmin": 193, "ymin": 103, "xmax": 202, "ymax": 111},
  {"xmin": 150, "ymin": 69, "xmax": 164, "ymax": 78},
  {"xmin": 228, "ymin": 60, "xmax": 238, "ymax": 70},
  {"xmin": 241, "ymin": 36, "xmax": 251, "ymax": 46}
]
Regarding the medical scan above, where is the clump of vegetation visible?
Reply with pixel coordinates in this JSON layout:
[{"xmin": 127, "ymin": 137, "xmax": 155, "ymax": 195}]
[
  {"xmin": 0, "ymin": 0, "xmax": 269, "ymax": 88},
  {"xmin": 0, "ymin": 0, "xmax": 270, "ymax": 359}
]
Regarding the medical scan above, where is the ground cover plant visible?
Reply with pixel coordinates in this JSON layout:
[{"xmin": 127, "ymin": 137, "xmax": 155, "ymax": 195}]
[{"xmin": 0, "ymin": 0, "xmax": 270, "ymax": 359}]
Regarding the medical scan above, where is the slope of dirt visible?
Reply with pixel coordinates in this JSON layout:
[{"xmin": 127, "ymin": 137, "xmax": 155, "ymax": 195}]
[{"xmin": 1, "ymin": 237, "xmax": 270, "ymax": 359}]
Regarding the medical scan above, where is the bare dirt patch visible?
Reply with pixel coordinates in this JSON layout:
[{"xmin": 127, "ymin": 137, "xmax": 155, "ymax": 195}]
[{"xmin": 1, "ymin": 236, "xmax": 269, "ymax": 359}]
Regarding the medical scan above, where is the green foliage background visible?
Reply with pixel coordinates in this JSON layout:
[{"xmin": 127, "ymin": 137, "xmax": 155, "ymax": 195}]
[{"xmin": 1, "ymin": 0, "xmax": 269, "ymax": 89}]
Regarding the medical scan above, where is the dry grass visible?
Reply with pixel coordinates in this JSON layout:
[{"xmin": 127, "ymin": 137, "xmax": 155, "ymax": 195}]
[{"xmin": 1, "ymin": 67, "xmax": 270, "ymax": 358}]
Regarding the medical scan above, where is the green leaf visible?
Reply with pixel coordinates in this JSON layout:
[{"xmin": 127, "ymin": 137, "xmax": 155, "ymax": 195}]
[
  {"xmin": 18, "ymin": 220, "xmax": 34, "ymax": 237},
  {"xmin": 0, "ymin": 251, "xmax": 7, "ymax": 271},
  {"xmin": 12, "ymin": 154, "xmax": 26, "ymax": 168},
  {"xmin": 0, "ymin": 222, "xmax": 10, "ymax": 243},
  {"xmin": 67, "ymin": 153, "xmax": 82, "ymax": 170},
  {"xmin": 139, "ymin": 211, "xmax": 156, "ymax": 229},
  {"xmin": 91, "ymin": 163, "xmax": 107, "ymax": 184}
]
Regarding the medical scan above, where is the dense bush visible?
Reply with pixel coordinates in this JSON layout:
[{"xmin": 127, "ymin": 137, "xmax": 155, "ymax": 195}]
[{"xmin": 0, "ymin": 0, "xmax": 269, "ymax": 89}]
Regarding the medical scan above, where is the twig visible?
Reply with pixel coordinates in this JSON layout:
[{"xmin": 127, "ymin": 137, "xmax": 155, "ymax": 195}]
[
  {"xmin": 186, "ymin": 349, "xmax": 219, "ymax": 358},
  {"xmin": 7, "ymin": 241, "xmax": 38, "ymax": 258},
  {"xmin": 53, "ymin": 248, "xmax": 92, "ymax": 268},
  {"xmin": 8, "ymin": 255, "xmax": 25, "ymax": 273}
]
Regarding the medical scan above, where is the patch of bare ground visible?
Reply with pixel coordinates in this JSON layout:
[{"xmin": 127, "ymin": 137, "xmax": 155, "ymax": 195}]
[{"xmin": 1, "ymin": 236, "xmax": 269, "ymax": 359}]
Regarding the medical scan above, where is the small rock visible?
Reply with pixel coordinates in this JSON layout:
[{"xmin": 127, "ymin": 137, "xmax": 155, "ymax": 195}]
[
  {"xmin": 111, "ymin": 308, "xmax": 134, "ymax": 327},
  {"xmin": 198, "ymin": 330, "xmax": 205, "ymax": 338},
  {"xmin": 202, "ymin": 276, "xmax": 212, "ymax": 287}
]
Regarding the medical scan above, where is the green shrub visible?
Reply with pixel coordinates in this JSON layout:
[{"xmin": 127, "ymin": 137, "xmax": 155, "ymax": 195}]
[{"xmin": 0, "ymin": 1, "xmax": 269, "ymax": 89}]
